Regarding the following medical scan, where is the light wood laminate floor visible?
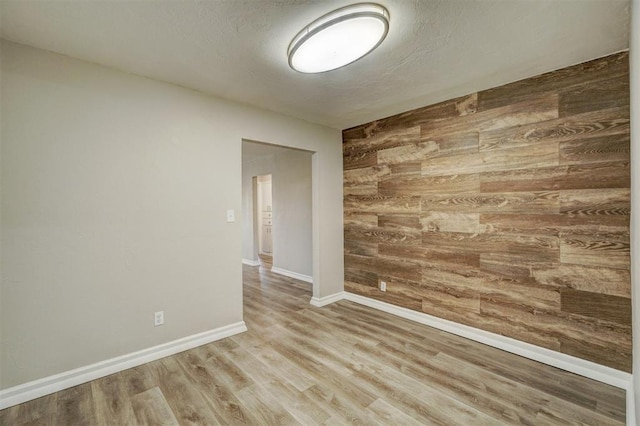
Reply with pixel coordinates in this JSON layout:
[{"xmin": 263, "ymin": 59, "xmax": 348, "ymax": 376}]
[{"xmin": 0, "ymin": 264, "xmax": 626, "ymax": 425}]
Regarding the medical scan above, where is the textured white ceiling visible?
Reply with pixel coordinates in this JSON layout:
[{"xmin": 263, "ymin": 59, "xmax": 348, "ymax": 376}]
[{"xmin": 0, "ymin": 0, "xmax": 631, "ymax": 130}]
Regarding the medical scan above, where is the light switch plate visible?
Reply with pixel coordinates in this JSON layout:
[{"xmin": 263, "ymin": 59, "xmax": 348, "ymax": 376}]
[{"xmin": 227, "ymin": 209, "xmax": 235, "ymax": 222}]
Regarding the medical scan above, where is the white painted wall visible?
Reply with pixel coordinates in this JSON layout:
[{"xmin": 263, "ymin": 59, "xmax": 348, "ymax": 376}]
[
  {"xmin": 0, "ymin": 41, "xmax": 343, "ymax": 390},
  {"xmin": 242, "ymin": 143, "xmax": 313, "ymax": 277},
  {"xmin": 631, "ymin": 1, "xmax": 640, "ymax": 423}
]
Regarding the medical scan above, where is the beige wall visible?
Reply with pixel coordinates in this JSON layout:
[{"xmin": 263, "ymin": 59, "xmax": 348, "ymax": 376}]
[{"xmin": 0, "ymin": 41, "xmax": 343, "ymax": 389}]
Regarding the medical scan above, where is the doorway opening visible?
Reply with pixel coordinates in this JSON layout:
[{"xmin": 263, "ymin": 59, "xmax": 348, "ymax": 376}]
[
  {"xmin": 256, "ymin": 174, "xmax": 273, "ymax": 268},
  {"xmin": 241, "ymin": 140, "xmax": 313, "ymax": 285}
]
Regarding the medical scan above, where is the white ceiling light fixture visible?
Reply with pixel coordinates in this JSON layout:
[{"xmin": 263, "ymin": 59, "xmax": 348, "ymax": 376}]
[{"xmin": 288, "ymin": 3, "xmax": 390, "ymax": 74}]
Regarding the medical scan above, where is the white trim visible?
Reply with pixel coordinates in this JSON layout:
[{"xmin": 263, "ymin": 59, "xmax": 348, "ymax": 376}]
[
  {"xmin": 271, "ymin": 266, "xmax": 313, "ymax": 283},
  {"xmin": 628, "ymin": 383, "xmax": 636, "ymax": 426},
  {"xmin": 0, "ymin": 321, "xmax": 247, "ymax": 410},
  {"xmin": 313, "ymin": 291, "xmax": 633, "ymax": 391},
  {"xmin": 242, "ymin": 258, "xmax": 260, "ymax": 266},
  {"xmin": 310, "ymin": 291, "xmax": 346, "ymax": 307}
]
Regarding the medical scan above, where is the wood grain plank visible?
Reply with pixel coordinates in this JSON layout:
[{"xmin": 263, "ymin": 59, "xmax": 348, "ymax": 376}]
[
  {"xmin": 422, "ymin": 142, "xmax": 558, "ymax": 177},
  {"xmin": 378, "ymin": 214, "xmax": 421, "ymax": 230},
  {"xmin": 421, "ymin": 211, "xmax": 484, "ymax": 233},
  {"xmin": 131, "ymin": 387, "xmax": 178, "ymax": 426},
  {"xmin": 344, "ymin": 268, "xmax": 379, "ymax": 288},
  {"xmin": 91, "ymin": 374, "xmax": 137, "ymax": 425},
  {"xmin": 480, "ymin": 161, "xmax": 629, "ymax": 193},
  {"xmin": 477, "ymin": 52, "xmax": 628, "ymax": 111},
  {"xmin": 419, "ymin": 280, "xmax": 481, "ymax": 315},
  {"xmin": 532, "ymin": 264, "xmax": 630, "ymax": 297},
  {"xmin": 480, "ymin": 279, "xmax": 561, "ymax": 312},
  {"xmin": 479, "ymin": 106, "xmax": 629, "ymax": 152},
  {"xmin": 343, "ymin": 93, "xmax": 477, "ymax": 140},
  {"xmin": 344, "ymin": 195, "xmax": 420, "ymax": 214},
  {"xmin": 343, "ymin": 181, "xmax": 378, "ymax": 195},
  {"xmin": 343, "ymin": 165, "xmax": 390, "ymax": 183},
  {"xmin": 345, "ymin": 253, "xmax": 422, "ymax": 281},
  {"xmin": 344, "ymin": 238, "xmax": 378, "ymax": 256},
  {"xmin": 343, "ymin": 150, "xmax": 377, "ymax": 170},
  {"xmin": 559, "ymin": 335, "xmax": 631, "ymax": 373},
  {"xmin": 559, "ymin": 133, "xmax": 629, "ymax": 165},
  {"xmin": 388, "ymin": 161, "xmax": 422, "ymax": 176},
  {"xmin": 345, "ymin": 225, "xmax": 421, "ymax": 245},
  {"xmin": 422, "ymin": 191, "xmax": 559, "ymax": 214},
  {"xmin": 560, "ymin": 232, "xmax": 629, "ymax": 270},
  {"xmin": 559, "ymin": 188, "xmax": 629, "ymax": 218},
  {"xmin": 379, "ymin": 173, "xmax": 480, "ymax": 196},
  {"xmin": 378, "ymin": 243, "xmax": 481, "ymax": 269},
  {"xmin": 561, "ymin": 289, "xmax": 631, "ymax": 325},
  {"xmin": 343, "ymin": 126, "xmax": 420, "ymax": 157},
  {"xmin": 421, "ymin": 94, "xmax": 559, "ymax": 137},
  {"xmin": 422, "ymin": 231, "xmax": 560, "ymax": 263},
  {"xmin": 559, "ymin": 75, "xmax": 630, "ymax": 117},
  {"xmin": 377, "ymin": 140, "xmax": 439, "ymax": 164}
]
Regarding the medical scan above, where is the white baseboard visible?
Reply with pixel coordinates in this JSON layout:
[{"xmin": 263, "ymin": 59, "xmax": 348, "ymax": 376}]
[
  {"xmin": 0, "ymin": 321, "xmax": 247, "ymax": 410},
  {"xmin": 271, "ymin": 267, "xmax": 312, "ymax": 283},
  {"xmin": 242, "ymin": 258, "xmax": 260, "ymax": 266},
  {"xmin": 314, "ymin": 291, "xmax": 633, "ymax": 394},
  {"xmin": 310, "ymin": 291, "xmax": 346, "ymax": 307}
]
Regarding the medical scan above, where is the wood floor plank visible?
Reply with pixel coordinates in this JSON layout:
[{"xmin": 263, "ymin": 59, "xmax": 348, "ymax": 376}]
[
  {"xmin": 55, "ymin": 382, "xmax": 95, "ymax": 425},
  {"xmin": 91, "ymin": 373, "xmax": 137, "ymax": 425},
  {"xmin": 130, "ymin": 387, "xmax": 178, "ymax": 426}
]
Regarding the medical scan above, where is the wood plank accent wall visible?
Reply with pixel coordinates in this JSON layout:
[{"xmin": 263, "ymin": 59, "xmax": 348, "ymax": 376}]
[{"xmin": 342, "ymin": 52, "xmax": 631, "ymax": 372}]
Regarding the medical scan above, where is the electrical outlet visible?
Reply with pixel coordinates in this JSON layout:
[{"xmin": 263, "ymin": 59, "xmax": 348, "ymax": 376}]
[
  {"xmin": 380, "ymin": 281, "xmax": 387, "ymax": 292},
  {"xmin": 154, "ymin": 311, "xmax": 164, "ymax": 326}
]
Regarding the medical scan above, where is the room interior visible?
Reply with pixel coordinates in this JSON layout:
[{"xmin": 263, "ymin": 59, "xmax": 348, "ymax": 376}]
[{"xmin": 0, "ymin": 0, "xmax": 638, "ymax": 424}]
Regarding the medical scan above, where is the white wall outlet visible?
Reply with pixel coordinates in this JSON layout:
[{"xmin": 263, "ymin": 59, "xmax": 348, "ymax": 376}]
[
  {"xmin": 380, "ymin": 281, "xmax": 387, "ymax": 292},
  {"xmin": 227, "ymin": 209, "xmax": 235, "ymax": 222},
  {"xmin": 154, "ymin": 311, "xmax": 164, "ymax": 326}
]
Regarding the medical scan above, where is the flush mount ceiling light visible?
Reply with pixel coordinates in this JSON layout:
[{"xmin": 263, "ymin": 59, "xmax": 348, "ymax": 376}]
[{"xmin": 287, "ymin": 3, "xmax": 390, "ymax": 73}]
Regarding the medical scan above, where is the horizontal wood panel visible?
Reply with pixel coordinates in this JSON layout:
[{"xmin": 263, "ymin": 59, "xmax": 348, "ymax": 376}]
[
  {"xmin": 378, "ymin": 214, "xmax": 421, "ymax": 231},
  {"xmin": 345, "ymin": 254, "xmax": 422, "ymax": 282},
  {"xmin": 479, "ymin": 162, "xmax": 630, "ymax": 193},
  {"xmin": 344, "ymin": 195, "xmax": 420, "ymax": 214},
  {"xmin": 560, "ymin": 233, "xmax": 629, "ymax": 270},
  {"xmin": 422, "ymin": 191, "xmax": 559, "ymax": 214},
  {"xmin": 378, "ymin": 243, "xmax": 481, "ymax": 269},
  {"xmin": 476, "ymin": 52, "xmax": 628, "ymax": 111},
  {"xmin": 344, "ymin": 165, "xmax": 390, "ymax": 183},
  {"xmin": 344, "ymin": 269, "xmax": 378, "ymax": 288},
  {"xmin": 343, "ymin": 94, "xmax": 477, "ymax": 140},
  {"xmin": 532, "ymin": 264, "xmax": 630, "ymax": 297},
  {"xmin": 342, "ymin": 52, "xmax": 630, "ymax": 371},
  {"xmin": 422, "ymin": 143, "xmax": 558, "ymax": 177},
  {"xmin": 479, "ymin": 107, "xmax": 629, "ymax": 152},
  {"xmin": 421, "ymin": 94, "xmax": 558, "ymax": 137},
  {"xmin": 560, "ymin": 289, "xmax": 631, "ymax": 326},
  {"xmin": 345, "ymin": 225, "xmax": 420, "ymax": 245},
  {"xmin": 559, "ymin": 76, "xmax": 630, "ymax": 117},
  {"xmin": 559, "ymin": 134, "xmax": 629, "ymax": 165},
  {"xmin": 379, "ymin": 173, "xmax": 480, "ymax": 196}
]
